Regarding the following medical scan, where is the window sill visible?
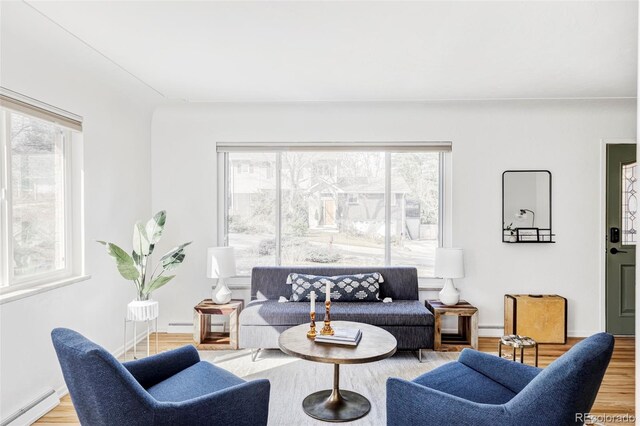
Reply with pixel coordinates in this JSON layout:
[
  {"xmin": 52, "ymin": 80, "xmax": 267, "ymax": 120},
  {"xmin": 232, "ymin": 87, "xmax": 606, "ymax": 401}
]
[{"xmin": 0, "ymin": 275, "xmax": 91, "ymax": 305}]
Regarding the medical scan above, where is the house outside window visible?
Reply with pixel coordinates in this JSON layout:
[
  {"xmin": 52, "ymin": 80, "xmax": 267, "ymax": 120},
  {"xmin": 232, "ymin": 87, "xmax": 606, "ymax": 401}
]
[
  {"xmin": 218, "ymin": 142, "xmax": 450, "ymax": 278},
  {"xmin": 0, "ymin": 90, "xmax": 84, "ymax": 291}
]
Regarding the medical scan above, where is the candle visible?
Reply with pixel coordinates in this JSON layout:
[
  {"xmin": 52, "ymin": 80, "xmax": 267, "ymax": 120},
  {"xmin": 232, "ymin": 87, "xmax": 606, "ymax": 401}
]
[
  {"xmin": 326, "ymin": 281, "xmax": 331, "ymax": 302},
  {"xmin": 310, "ymin": 291, "xmax": 316, "ymax": 313}
]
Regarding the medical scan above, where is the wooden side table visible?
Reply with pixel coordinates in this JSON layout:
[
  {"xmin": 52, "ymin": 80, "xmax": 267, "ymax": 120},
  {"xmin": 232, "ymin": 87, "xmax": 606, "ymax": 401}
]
[
  {"xmin": 193, "ymin": 299, "xmax": 243, "ymax": 350},
  {"xmin": 426, "ymin": 300, "xmax": 478, "ymax": 352}
]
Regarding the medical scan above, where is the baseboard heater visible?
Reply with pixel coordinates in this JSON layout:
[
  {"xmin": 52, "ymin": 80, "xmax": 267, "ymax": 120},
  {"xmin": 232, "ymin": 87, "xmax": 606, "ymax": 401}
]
[
  {"xmin": 1, "ymin": 389, "xmax": 60, "ymax": 426},
  {"xmin": 168, "ymin": 321, "xmax": 226, "ymax": 334}
]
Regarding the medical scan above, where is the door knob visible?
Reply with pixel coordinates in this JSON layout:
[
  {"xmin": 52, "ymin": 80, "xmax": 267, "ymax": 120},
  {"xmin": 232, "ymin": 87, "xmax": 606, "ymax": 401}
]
[{"xmin": 610, "ymin": 247, "xmax": 628, "ymax": 254}]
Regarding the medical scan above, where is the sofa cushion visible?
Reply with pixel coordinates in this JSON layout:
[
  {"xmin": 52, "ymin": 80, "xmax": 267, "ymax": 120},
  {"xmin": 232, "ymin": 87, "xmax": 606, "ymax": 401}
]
[
  {"xmin": 147, "ymin": 361, "xmax": 245, "ymax": 402},
  {"xmin": 412, "ymin": 361, "xmax": 516, "ymax": 404},
  {"xmin": 240, "ymin": 299, "xmax": 433, "ymax": 326},
  {"xmin": 287, "ymin": 272, "xmax": 382, "ymax": 302}
]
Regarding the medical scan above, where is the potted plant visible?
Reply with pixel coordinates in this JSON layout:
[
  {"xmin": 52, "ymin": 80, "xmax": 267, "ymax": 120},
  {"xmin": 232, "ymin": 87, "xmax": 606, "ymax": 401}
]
[{"xmin": 98, "ymin": 210, "xmax": 191, "ymax": 301}]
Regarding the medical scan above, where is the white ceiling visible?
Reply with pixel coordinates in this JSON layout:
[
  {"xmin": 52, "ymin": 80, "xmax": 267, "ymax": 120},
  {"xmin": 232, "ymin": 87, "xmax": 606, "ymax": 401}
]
[{"xmin": 27, "ymin": 1, "xmax": 638, "ymax": 102}]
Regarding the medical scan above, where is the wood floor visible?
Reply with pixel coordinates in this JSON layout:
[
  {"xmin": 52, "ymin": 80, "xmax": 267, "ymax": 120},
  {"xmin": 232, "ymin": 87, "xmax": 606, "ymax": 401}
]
[{"xmin": 36, "ymin": 334, "xmax": 635, "ymax": 425}]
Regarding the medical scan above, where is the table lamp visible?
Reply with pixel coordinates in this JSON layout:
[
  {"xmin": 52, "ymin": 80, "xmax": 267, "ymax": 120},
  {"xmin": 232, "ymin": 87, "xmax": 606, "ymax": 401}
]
[
  {"xmin": 207, "ymin": 247, "xmax": 236, "ymax": 304},
  {"xmin": 434, "ymin": 248, "xmax": 465, "ymax": 306}
]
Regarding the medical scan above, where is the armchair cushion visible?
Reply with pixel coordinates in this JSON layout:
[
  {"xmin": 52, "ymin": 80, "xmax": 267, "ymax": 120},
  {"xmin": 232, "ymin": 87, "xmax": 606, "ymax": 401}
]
[
  {"xmin": 148, "ymin": 361, "xmax": 245, "ymax": 402},
  {"xmin": 123, "ymin": 345, "xmax": 201, "ymax": 389},
  {"xmin": 387, "ymin": 377, "xmax": 510, "ymax": 426},
  {"xmin": 241, "ymin": 299, "xmax": 433, "ymax": 326},
  {"xmin": 458, "ymin": 348, "xmax": 541, "ymax": 393},
  {"xmin": 412, "ymin": 361, "xmax": 516, "ymax": 404}
]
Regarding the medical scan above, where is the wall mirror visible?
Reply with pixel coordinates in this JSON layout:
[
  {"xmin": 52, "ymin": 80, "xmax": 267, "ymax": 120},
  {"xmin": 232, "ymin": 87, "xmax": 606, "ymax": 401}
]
[{"xmin": 502, "ymin": 170, "xmax": 554, "ymax": 243}]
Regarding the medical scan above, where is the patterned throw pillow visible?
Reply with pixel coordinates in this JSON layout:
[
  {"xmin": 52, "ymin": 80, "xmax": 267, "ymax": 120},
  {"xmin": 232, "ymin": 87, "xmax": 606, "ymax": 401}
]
[{"xmin": 286, "ymin": 272, "xmax": 384, "ymax": 302}]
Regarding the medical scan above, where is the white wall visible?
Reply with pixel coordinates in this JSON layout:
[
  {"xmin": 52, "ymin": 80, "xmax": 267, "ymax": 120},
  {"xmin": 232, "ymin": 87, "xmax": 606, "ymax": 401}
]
[
  {"xmin": 0, "ymin": 2, "xmax": 162, "ymax": 419},
  {"xmin": 152, "ymin": 100, "xmax": 636, "ymax": 337}
]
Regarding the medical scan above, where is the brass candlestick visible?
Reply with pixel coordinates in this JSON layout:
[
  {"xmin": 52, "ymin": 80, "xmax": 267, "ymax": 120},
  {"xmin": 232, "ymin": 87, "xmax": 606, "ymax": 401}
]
[
  {"xmin": 320, "ymin": 300, "xmax": 334, "ymax": 335},
  {"xmin": 307, "ymin": 312, "xmax": 317, "ymax": 338}
]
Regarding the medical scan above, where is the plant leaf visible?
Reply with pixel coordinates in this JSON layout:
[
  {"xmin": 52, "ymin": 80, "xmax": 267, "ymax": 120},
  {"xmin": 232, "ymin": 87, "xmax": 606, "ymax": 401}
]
[
  {"xmin": 162, "ymin": 251, "xmax": 186, "ymax": 271},
  {"xmin": 160, "ymin": 241, "xmax": 192, "ymax": 262},
  {"xmin": 143, "ymin": 275, "xmax": 175, "ymax": 295},
  {"xmin": 105, "ymin": 243, "xmax": 140, "ymax": 281},
  {"xmin": 132, "ymin": 222, "xmax": 151, "ymax": 256},
  {"xmin": 145, "ymin": 210, "xmax": 166, "ymax": 246}
]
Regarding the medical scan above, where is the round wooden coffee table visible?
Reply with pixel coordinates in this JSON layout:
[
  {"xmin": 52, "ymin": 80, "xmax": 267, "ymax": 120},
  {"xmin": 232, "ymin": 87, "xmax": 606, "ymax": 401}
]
[{"xmin": 278, "ymin": 321, "xmax": 397, "ymax": 423}]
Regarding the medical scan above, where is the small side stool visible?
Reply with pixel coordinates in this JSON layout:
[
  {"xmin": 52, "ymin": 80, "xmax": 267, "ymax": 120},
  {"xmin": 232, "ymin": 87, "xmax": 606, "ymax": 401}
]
[
  {"xmin": 498, "ymin": 334, "xmax": 538, "ymax": 367},
  {"xmin": 124, "ymin": 300, "xmax": 159, "ymax": 360}
]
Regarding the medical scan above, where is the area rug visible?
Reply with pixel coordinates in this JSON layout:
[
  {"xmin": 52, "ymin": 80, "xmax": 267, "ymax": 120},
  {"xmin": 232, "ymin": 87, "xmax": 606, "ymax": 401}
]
[{"xmin": 198, "ymin": 349, "xmax": 459, "ymax": 426}]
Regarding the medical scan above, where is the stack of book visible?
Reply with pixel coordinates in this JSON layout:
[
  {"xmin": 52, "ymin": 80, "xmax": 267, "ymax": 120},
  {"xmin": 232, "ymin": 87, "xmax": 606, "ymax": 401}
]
[{"xmin": 315, "ymin": 327, "xmax": 362, "ymax": 346}]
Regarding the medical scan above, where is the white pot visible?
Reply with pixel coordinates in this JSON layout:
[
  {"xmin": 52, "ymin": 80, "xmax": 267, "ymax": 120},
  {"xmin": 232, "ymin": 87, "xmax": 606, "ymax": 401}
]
[
  {"xmin": 212, "ymin": 279, "xmax": 232, "ymax": 304},
  {"xmin": 127, "ymin": 299, "xmax": 159, "ymax": 321},
  {"xmin": 439, "ymin": 279, "xmax": 460, "ymax": 306}
]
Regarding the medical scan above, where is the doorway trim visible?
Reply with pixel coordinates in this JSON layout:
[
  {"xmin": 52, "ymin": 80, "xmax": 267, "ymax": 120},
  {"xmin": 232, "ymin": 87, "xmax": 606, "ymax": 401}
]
[{"xmin": 599, "ymin": 138, "xmax": 636, "ymax": 333}]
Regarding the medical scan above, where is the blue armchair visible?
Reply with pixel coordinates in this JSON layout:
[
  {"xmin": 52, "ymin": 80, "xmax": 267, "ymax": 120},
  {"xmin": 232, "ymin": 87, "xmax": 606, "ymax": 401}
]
[
  {"xmin": 387, "ymin": 332, "xmax": 614, "ymax": 426},
  {"xmin": 51, "ymin": 328, "xmax": 270, "ymax": 426}
]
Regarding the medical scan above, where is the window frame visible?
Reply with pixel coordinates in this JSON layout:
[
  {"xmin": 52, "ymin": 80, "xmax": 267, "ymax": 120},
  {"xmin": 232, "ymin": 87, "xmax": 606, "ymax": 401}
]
[
  {"xmin": 217, "ymin": 143, "xmax": 452, "ymax": 282},
  {"xmin": 0, "ymin": 95, "xmax": 84, "ymax": 293}
]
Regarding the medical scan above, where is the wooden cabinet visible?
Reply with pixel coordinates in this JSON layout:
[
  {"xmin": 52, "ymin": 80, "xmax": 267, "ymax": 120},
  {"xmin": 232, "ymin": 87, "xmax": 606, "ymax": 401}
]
[{"xmin": 504, "ymin": 294, "xmax": 567, "ymax": 344}]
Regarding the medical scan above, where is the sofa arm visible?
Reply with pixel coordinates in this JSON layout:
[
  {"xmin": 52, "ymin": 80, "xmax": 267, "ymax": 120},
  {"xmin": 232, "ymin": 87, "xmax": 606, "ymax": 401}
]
[
  {"xmin": 458, "ymin": 349, "xmax": 541, "ymax": 393},
  {"xmin": 123, "ymin": 345, "xmax": 200, "ymax": 388},
  {"xmin": 386, "ymin": 377, "xmax": 509, "ymax": 426},
  {"xmin": 154, "ymin": 379, "xmax": 271, "ymax": 426}
]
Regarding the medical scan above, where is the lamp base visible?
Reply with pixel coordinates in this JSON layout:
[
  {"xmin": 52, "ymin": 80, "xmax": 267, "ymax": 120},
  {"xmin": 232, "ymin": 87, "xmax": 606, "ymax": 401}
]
[
  {"xmin": 439, "ymin": 278, "xmax": 460, "ymax": 306},
  {"xmin": 212, "ymin": 278, "xmax": 232, "ymax": 304}
]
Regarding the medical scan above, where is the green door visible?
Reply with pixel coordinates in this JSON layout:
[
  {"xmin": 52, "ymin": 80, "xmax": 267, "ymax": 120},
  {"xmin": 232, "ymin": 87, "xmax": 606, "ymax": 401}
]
[{"xmin": 606, "ymin": 144, "xmax": 636, "ymax": 335}]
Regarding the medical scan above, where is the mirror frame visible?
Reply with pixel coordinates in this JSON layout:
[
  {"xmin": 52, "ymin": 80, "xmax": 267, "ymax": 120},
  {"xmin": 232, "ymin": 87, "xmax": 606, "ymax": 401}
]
[{"xmin": 502, "ymin": 169, "xmax": 554, "ymax": 243}]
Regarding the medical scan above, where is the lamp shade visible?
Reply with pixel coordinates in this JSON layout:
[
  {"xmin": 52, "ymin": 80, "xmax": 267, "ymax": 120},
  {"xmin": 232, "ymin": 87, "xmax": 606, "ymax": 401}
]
[
  {"xmin": 207, "ymin": 247, "xmax": 236, "ymax": 279},
  {"xmin": 434, "ymin": 248, "xmax": 465, "ymax": 279}
]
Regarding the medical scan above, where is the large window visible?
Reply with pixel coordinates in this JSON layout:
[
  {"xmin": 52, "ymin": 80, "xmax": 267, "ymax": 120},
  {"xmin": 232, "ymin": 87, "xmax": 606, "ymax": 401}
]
[
  {"xmin": 219, "ymin": 143, "xmax": 449, "ymax": 277},
  {"xmin": 0, "ymin": 92, "xmax": 83, "ymax": 290}
]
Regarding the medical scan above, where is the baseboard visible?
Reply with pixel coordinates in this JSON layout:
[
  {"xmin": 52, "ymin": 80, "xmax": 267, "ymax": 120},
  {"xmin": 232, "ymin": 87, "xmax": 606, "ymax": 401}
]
[
  {"xmin": 479, "ymin": 326, "xmax": 599, "ymax": 339},
  {"xmin": 479, "ymin": 326, "xmax": 505, "ymax": 338},
  {"xmin": 167, "ymin": 322, "xmax": 194, "ymax": 334},
  {"xmin": 168, "ymin": 322, "xmax": 225, "ymax": 334},
  {"xmin": 112, "ymin": 329, "xmax": 156, "ymax": 358},
  {"xmin": 1, "ymin": 389, "xmax": 59, "ymax": 426}
]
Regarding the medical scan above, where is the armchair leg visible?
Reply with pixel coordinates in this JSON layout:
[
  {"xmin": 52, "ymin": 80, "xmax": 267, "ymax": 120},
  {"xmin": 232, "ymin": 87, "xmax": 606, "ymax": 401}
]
[
  {"xmin": 251, "ymin": 348, "xmax": 261, "ymax": 362},
  {"xmin": 418, "ymin": 349, "xmax": 422, "ymax": 362}
]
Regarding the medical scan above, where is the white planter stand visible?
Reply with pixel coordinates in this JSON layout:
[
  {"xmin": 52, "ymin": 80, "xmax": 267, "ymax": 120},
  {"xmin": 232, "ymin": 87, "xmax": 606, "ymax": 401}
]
[{"xmin": 123, "ymin": 300, "xmax": 159, "ymax": 360}]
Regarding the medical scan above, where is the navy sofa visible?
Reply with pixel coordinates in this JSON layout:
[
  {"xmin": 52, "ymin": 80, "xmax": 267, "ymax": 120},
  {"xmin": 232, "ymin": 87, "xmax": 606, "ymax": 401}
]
[
  {"xmin": 51, "ymin": 328, "xmax": 270, "ymax": 426},
  {"xmin": 239, "ymin": 266, "xmax": 434, "ymax": 354},
  {"xmin": 387, "ymin": 332, "xmax": 615, "ymax": 426}
]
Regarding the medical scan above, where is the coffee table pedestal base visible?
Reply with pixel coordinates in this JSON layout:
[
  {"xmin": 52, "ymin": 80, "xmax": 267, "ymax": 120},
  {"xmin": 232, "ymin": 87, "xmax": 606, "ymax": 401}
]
[
  {"xmin": 302, "ymin": 363, "xmax": 370, "ymax": 422},
  {"xmin": 303, "ymin": 389, "xmax": 370, "ymax": 422}
]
